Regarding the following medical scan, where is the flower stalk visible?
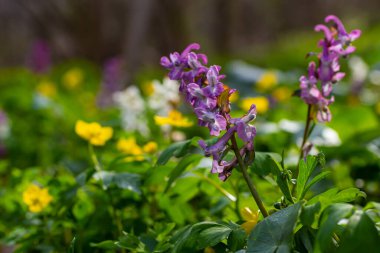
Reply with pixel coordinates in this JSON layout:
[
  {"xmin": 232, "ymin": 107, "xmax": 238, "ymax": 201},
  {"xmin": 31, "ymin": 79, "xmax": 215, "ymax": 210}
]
[{"xmin": 230, "ymin": 134, "xmax": 268, "ymax": 217}]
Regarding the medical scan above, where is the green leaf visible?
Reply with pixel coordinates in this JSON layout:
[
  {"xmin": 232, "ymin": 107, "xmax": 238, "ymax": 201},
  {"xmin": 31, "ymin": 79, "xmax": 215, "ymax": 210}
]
[
  {"xmin": 156, "ymin": 223, "xmax": 176, "ymax": 242},
  {"xmin": 196, "ymin": 223, "xmax": 232, "ymax": 249},
  {"xmin": 247, "ymin": 202, "xmax": 302, "ymax": 253},
  {"xmin": 90, "ymin": 240, "xmax": 119, "ymax": 250},
  {"xmin": 251, "ymin": 152, "xmax": 282, "ymax": 176},
  {"xmin": 337, "ymin": 211, "xmax": 380, "ymax": 253},
  {"xmin": 301, "ymin": 171, "xmax": 331, "ymax": 200},
  {"xmin": 314, "ymin": 203, "xmax": 354, "ymax": 253},
  {"xmin": 171, "ymin": 225, "xmax": 194, "ymax": 252},
  {"xmin": 295, "ymin": 227, "xmax": 315, "ymax": 253},
  {"xmin": 117, "ymin": 232, "xmax": 145, "ymax": 251},
  {"xmin": 227, "ymin": 223, "xmax": 247, "ymax": 252},
  {"xmin": 93, "ymin": 171, "xmax": 141, "ymax": 194},
  {"xmin": 171, "ymin": 222, "xmax": 237, "ymax": 252},
  {"xmin": 156, "ymin": 137, "xmax": 200, "ymax": 166},
  {"xmin": 271, "ymin": 158, "xmax": 294, "ymax": 203},
  {"xmin": 68, "ymin": 236, "xmax": 76, "ymax": 253},
  {"xmin": 300, "ymin": 202, "xmax": 321, "ymax": 227},
  {"xmin": 251, "ymin": 153, "xmax": 293, "ymax": 203},
  {"xmin": 164, "ymin": 154, "xmax": 203, "ymax": 193},
  {"xmin": 330, "ymin": 188, "xmax": 366, "ymax": 203},
  {"xmin": 308, "ymin": 188, "xmax": 339, "ymax": 205},
  {"xmin": 296, "ymin": 155, "xmax": 318, "ymax": 200}
]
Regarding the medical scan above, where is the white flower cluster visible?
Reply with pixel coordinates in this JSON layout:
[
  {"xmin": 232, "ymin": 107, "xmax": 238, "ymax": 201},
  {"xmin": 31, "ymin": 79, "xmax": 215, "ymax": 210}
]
[
  {"xmin": 148, "ymin": 77, "xmax": 180, "ymax": 116},
  {"xmin": 113, "ymin": 86, "xmax": 149, "ymax": 136},
  {"xmin": 112, "ymin": 78, "xmax": 180, "ymax": 136}
]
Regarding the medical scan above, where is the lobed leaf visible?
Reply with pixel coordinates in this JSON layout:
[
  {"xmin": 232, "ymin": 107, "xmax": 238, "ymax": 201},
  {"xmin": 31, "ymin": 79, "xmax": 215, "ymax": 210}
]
[{"xmin": 247, "ymin": 202, "xmax": 302, "ymax": 253}]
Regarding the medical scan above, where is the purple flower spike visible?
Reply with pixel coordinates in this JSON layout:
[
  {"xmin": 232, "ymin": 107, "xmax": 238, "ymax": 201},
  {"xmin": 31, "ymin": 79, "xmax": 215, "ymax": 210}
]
[
  {"xmin": 161, "ymin": 43, "xmax": 258, "ymax": 181},
  {"xmin": 314, "ymin": 25, "xmax": 333, "ymax": 42},
  {"xmin": 300, "ymin": 15, "xmax": 360, "ymax": 123},
  {"xmin": 325, "ymin": 15, "xmax": 361, "ymax": 45},
  {"xmin": 161, "ymin": 43, "xmax": 206, "ymax": 81},
  {"xmin": 187, "ymin": 83, "xmax": 217, "ymax": 109},
  {"xmin": 181, "ymin": 43, "xmax": 201, "ymax": 56}
]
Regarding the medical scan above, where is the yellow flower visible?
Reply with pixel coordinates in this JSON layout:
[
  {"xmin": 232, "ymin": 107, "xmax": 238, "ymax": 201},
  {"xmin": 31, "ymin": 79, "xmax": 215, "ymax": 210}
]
[
  {"xmin": 272, "ymin": 86, "xmax": 293, "ymax": 102},
  {"xmin": 22, "ymin": 184, "xmax": 53, "ymax": 213},
  {"xmin": 75, "ymin": 120, "xmax": 113, "ymax": 146},
  {"xmin": 62, "ymin": 68, "xmax": 83, "ymax": 89},
  {"xmin": 36, "ymin": 81, "xmax": 57, "ymax": 97},
  {"xmin": 154, "ymin": 110, "xmax": 193, "ymax": 127},
  {"xmin": 241, "ymin": 207, "xmax": 259, "ymax": 234},
  {"xmin": 117, "ymin": 137, "xmax": 144, "ymax": 161},
  {"xmin": 256, "ymin": 71, "xmax": 278, "ymax": 92},
  {"xmin": 240, "ymin": 97, "xmax": 269, "ymax": 114},
  {"xmin": 143, "ymin": 141, "xmax": 158, "ymax": 154}
]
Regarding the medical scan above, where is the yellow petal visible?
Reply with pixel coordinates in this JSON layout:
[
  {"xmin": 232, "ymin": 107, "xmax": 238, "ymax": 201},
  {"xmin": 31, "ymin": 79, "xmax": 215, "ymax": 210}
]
[
  {"xmin": 241, "ymin": 220, "xmax": 258, "ymax": 234},
  {"xmin": 154, "ymin": 115, "xmax": 170, "ymax": 126},
  {"xmin": 143, "ymin": 141, "xmax": 158, "ymax": 153},
  {"xmin": 100, "ymin": 127, "xmax": 113, "ymax": 142},
  {"xmin": 240, "ymin": 97, "xmax": 269, "ymax": 114},
  {"xmin": 75, "ymin": 120, "xmax": 91, "ymax": 140},
  {"xmin": 256, "ymin": 71, "xmax": 278, "ymax": 92},
  {"xmin": 241, "ymin": 207, "xmax": 256, "ymax": 221},
  {"xmin": 272, "ymin": 87, "xmax": 292, "ymax": 102}
]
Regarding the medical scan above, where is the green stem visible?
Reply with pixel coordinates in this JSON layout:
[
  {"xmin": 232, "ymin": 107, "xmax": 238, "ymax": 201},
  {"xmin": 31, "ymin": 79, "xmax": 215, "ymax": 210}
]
[
  {"xmin": 294, "ymin": 105, "xmax": 313, "ymax": 178},
  {"xmin": 230, "ymin": 134, "xmax": 268, "ymax": 217},
  {"xmin": 88, "ymin": 143, "xmax": 125, "ymax": 253},
  {"xmin": 300, "ymin": 105, "xmax": 312, "ymax": 158},
  {"xmin": 88, "ymin": 143, "xmax": 108, "ymax": 191},
  {"xmin": 88, "ymin": 143, "xmax": 102, "ymax": 173}
]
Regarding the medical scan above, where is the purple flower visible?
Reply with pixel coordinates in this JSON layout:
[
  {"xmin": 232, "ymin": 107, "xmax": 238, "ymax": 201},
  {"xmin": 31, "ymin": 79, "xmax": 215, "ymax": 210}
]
[
  {"xmin": 162, "ymin": 43, "xmax": 258, "ymax": 181},
  {"xmin": 203, "ymin": 66, "xmax": 225, "ymax": 98},
  {"xmin": 231, "ymin": 105, "xmax": 257, "ymax": 144},
  {"xmin": 299, "ymin": 15, "xmax": 360, "ymax": 123},
  {"xmin": 195, "ymin": 107, "xmax": 227, "ymax": 136},
  {"xmin": 160, "ymin": 43, "xmax": 207, "ymax": 80},
  {"xmin": 187, "ymin": 83, "xmax": 217, "ymax": 109},
  {"xmin": 325, "ymin": 15, "xmax": 361, "ymax": 46},
  {"xmin": 199, "ymin": 126, "xmax": 237, "ymax": 158}
]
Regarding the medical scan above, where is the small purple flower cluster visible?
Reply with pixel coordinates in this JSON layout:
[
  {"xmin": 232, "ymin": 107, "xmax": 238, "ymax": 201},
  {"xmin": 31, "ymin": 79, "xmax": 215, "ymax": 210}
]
[
  {"xmin": 161, "ymin": 43, "xmax": 257, "ymax": 181},
  {"xmin": 300, "ymin": 15, "xmax": 361, "ymax": 122}
]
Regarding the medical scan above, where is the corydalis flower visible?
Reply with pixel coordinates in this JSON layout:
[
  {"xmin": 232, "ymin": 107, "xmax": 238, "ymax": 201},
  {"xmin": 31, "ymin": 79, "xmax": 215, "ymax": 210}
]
[
  {"xmin": 161, "ymin": 44, "xmax": 256, "ymax": 181},
  {"xmin": 299, "ymin": 15, "xmax": 361, "ymax": 122},
  {"xmin": 161, "ymin": 43, "xmax": 208, "ymax": 81}
]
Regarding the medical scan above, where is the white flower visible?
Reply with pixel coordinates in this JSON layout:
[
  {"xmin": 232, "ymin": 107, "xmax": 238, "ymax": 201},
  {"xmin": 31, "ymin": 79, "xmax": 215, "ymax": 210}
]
[
  {"xmin": 148, "ymin": 78, "xmax": 180, "ymax": 116},
  {"xmin": 113, "ymin": 86, "xmax": 149, "ymax": 136}
]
